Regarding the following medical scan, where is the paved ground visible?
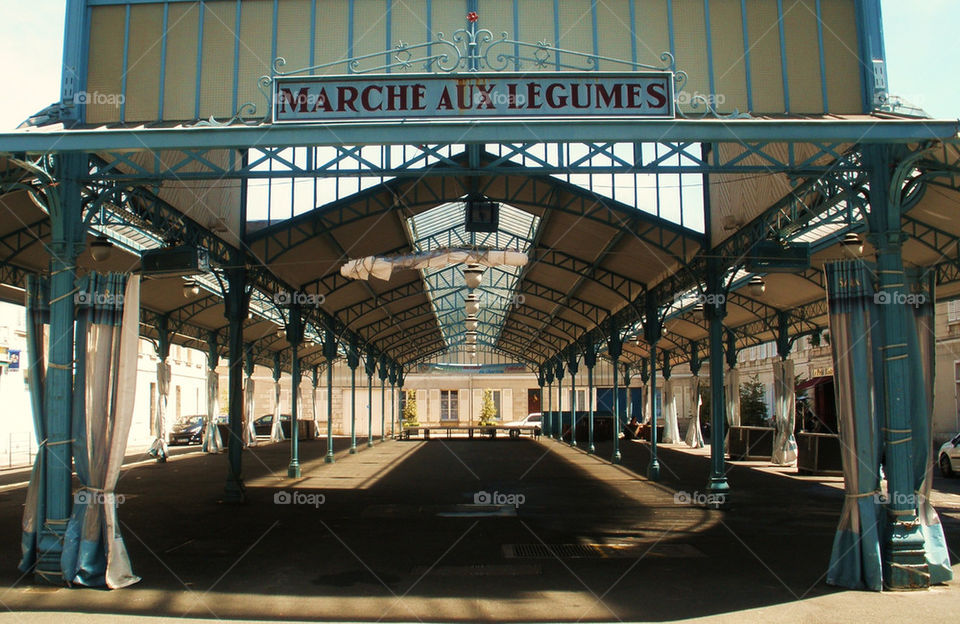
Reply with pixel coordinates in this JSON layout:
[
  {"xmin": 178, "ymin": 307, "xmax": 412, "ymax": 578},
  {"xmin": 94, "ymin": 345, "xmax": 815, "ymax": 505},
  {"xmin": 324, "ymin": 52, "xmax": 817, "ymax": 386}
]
[{"xmin": 0, "ymin": 433, "xmax": 957, "ymax": 622}]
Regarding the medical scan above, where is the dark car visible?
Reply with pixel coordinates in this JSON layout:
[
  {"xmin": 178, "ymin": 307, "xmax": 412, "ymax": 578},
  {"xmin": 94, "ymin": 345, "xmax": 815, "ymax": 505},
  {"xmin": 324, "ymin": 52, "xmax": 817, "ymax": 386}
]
[
  {"xmin": 169, "ymin": 415, "xmax": 205, "ymax": 446},
  {"xmin": 254, "ymin": 414, "xmax": 291, "ymax": 437}
]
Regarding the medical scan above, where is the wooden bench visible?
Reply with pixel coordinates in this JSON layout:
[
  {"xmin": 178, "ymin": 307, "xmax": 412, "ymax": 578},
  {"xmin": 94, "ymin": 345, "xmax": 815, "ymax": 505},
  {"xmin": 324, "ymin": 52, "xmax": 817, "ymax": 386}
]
[{"xmin": 399, "ymin": 425, "xmax": 541, "ymax": 440}]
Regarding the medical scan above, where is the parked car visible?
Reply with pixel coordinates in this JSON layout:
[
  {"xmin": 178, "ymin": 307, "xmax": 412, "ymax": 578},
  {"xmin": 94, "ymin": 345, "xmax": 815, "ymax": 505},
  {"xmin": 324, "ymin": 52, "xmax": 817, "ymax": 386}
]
[
  {"xmin": 254, "ymin": 413, "xmax": 291, "ymax": 437},
  {"xmin": 503, "ymin": 412, "xmax": 542, "ymax": 438},
  {"xmin": 169, "ymin": 415, "xmax": 205, "ymax": 446},
  {"xmin": 938, "ymin": 432, "xmax": 960, "ymax": 477}
]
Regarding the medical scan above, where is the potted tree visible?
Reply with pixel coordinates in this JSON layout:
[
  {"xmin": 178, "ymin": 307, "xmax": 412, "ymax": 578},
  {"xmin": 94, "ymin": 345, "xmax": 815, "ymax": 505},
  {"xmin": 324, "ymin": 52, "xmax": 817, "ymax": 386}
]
[
  {"xmin": 478, "ymin": 389, "xmax": 498, "ymax": 438},
  {"xmin": 402, "ymin": 390, "xmax": 419, "ymax": 439}
]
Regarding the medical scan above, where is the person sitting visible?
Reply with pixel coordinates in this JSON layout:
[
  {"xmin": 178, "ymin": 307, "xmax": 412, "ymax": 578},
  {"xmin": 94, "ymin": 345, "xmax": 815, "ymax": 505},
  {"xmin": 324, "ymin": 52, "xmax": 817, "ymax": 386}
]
[{"xmin": 624, "ymin": 416, "xmax": 641, "ymax": 440}]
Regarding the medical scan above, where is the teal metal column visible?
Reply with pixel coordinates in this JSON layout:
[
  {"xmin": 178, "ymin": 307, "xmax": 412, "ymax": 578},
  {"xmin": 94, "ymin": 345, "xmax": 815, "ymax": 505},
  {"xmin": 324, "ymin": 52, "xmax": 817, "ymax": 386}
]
[
  {"xmin": 378, "ymin": 356, "xmax": 388, "ymax": 442},
  {"xmin": 608, "ymin": 326, "xmax": 623, "ymax": 464},
  {"xmin": 645, "ymin": 294, "xmax": 663, "ymax": 480},
  {"xmin": 365, "ymin": 347, "xmax": 375, "ymax": 447},
  {"xmin": 584, "ymin": 347, "xmax": 596, "ymax": 454},
  {"xmin": 347, "ymin": 339, "xmax": 359, "ymax": 454},
  {"xmin": 536, "ymin": 368, "xmax": 545, "ymax": 437},
  {"xmin": 705, "ymin": 261, "xmax": 730, "ymax": 502},
  {"xmin": 223, "ymin": 264, "xmax": 249, "ymax": 502},
  {"xmin": 554, "ymin": 361, "xmax": 564, "ymax": 440},
  {"xmin": 566, "ymin": 351, "xmax": 579, "ymax": 447},
  {"xmin": 286, "ymin": 303, "xmax": 303, "ymax": 478},
  {"xmin": 866, "ymin": 144, "xmax": 928, "ymax": 589},
  {"xmin": 323, "ymin": 327, "xmax": 337, "ymax": 463},
  {"xmin": 545, "ymin": 367, "xmax": 554, "ymax": 439},
  {"xmin": 389, "ymin": 364, "xmax": 398, "ymax": 438},
  {"xmin": 36, "ymin": 152, "xmax": 86, "ymax": 581}
]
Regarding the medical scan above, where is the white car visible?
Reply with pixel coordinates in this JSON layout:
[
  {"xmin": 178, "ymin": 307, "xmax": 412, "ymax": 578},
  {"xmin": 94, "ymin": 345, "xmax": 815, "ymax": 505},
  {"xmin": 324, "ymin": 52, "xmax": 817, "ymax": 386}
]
[
  {"xmin": 503, "ymin": 412, "xmax": 542, "ymax": 438},
  {"xmin": 938, "ymin": 432, "xmax": 960, "ymax": 477}
]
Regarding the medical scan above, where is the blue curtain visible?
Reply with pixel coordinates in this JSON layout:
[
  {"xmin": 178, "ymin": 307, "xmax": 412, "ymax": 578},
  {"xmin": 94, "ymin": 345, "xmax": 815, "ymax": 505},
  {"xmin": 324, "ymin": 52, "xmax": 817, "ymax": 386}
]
[
  {"xmin": 824, "ymin": 261, "xmax": 883, "ymax": 590},
  {"xmin": 907, "ymin": 273, "xmax": 953, "ymax": 584},
  {"xmin": 61, "ymin": 273, "xmax": 141, "ymax": 588},
  {"xmin": 18, "ymin": 275, "xmax": 49, "ymax": 574}
]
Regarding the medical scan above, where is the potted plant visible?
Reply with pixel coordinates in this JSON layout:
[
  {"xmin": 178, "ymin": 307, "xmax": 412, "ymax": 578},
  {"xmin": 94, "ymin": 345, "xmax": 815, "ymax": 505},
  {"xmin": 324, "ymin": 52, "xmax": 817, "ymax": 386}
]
[
  {"xmin": 478, "ymin": 389, "xmax": 497, "ymax": 437},
  {"xmin": 402, "ymin": 390, "xmax": 419, "ymax": 430}
]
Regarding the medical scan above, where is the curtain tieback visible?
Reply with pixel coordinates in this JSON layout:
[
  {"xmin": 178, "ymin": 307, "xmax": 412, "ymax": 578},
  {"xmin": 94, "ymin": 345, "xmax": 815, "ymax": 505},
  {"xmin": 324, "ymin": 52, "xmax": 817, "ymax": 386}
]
[
  {"xmin": 845, "ymin": 490, "xmax": 880, "ymax": 498},
  {"xmin": 887, "ymin": 436, "xmax": 913, "ymax": 445},
  {"xmin": 882, "ymin": 427, "xmax": 912, "ymax": 433},
  {"xmin": 50, "ymin": 287, "xmax": 82, "ymax": 305},
  {"xmin": 47, "ymin": 362, "xmax": 74, "ymax": 371},
  {"xmin": 38, "ymin": 438, "xmax": 76, "ymax": 447}
]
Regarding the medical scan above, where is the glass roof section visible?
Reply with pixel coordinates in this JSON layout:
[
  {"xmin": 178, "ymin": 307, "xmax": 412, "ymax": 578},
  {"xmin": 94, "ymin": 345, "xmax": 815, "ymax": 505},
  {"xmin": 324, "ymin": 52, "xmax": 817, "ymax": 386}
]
[{"xmin": 408, "ymin": 200, "xmax": 540, "ymax": 356}]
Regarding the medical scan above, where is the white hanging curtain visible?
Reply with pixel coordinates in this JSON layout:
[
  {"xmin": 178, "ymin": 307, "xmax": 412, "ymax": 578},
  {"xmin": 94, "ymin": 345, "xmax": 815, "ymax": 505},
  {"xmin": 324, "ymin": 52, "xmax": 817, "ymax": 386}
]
[
  {"xmin": 771, "ymin": 359, "xmax": 797, "ymax": 465},
  {"xmin": 641, "ymin": 382, "xmax": 651, "ymax": 424},
  {"xmin": 340, "ymin": 248, "xmax": 528, "ymax": 281},
  {"xmin": 18, "ymin": 275, "xmax": 48, "ymax": 575},
  {"xmin": 61, "ymin": 273, "xmax": 141, "ymax": 589},
  {"xmin": 662, "ymin": 379, "xmax": 680, "ymax": 443},
  {"xmin": 685, "ymin": 376, "xmax": 705, "ymax": 448},
  {"xmin": 270, "ymin": 380, "xmax": 285, "ymax": 442},
  {"xmin": 202, "ymin": 368, "xmax": 222, "ymax": 453},
  {"xmin": 724, "ymin": 367, "xmax": 740, "ymax": 427},
  {"xmin": 149, "ymin": 360, "xmax": 170, "ymax": 461},
  {"xmin": 312, "ymin": 384, "xmax": 321, "ymax": 438},
  {"xmin": 242, "ymin": 375, "xmax": 257, "ymax": 447}
]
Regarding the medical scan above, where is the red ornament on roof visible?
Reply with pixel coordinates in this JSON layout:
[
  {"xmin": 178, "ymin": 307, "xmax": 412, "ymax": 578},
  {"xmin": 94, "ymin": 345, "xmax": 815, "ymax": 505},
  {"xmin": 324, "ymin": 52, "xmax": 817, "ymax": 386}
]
[{"xmin": 467, "ymin": 11, "xmax": 479, "ymax": 23}]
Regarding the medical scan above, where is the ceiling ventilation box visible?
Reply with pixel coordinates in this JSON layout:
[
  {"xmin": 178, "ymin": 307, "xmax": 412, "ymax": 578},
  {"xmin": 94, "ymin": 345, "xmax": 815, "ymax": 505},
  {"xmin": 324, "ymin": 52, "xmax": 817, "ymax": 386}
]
[
  {"xmin": 465, "ymin": 198, "xmax": 499, "ymax": 233},
  {"xmin": 141, "ymin": 245, "xmax": 210, "ymax": 276},
  {"xmin": 745, "ymin": 241, "xmax": 811, "ymax": 273}
]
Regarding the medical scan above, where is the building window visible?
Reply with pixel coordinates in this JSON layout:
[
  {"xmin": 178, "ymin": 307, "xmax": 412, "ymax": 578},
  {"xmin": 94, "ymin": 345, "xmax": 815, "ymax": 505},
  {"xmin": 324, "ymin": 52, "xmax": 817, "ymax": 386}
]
[
  {"xmin": 440, "ymin": 390, "xmax": 459, "ymax": 421},
  {"xmin": 568, "ymin": 389, "xmax": 585, "ymax": 411},
  {"xmin": 950, "ymin": 300, "xmax": 960, "ymax": 324}
]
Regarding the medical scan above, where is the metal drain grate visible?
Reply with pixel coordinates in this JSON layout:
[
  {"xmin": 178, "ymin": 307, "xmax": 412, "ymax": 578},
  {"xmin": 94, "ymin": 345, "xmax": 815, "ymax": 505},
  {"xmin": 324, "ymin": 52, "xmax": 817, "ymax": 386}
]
[{"xmin": 504, "ymin": 543, "xmax": 607, "ymax": 559}]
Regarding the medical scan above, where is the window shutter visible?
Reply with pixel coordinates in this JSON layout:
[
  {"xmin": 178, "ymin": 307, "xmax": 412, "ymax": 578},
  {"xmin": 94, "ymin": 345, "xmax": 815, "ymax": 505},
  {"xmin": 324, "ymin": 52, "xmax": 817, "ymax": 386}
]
[
  {"xmin": 428, "ymin": 389, "xmax": 440, "ymax": 421},
  {"xmin": 502, "ymin": 388, "xmax": 513, "ymax": 421},
  {"xmin": 458, "ymin": 389, "xmax": 470, "ymax": 422},
  {"xmin": 472, "ymin": 388, "xmax": 482, "ymax": 424}
]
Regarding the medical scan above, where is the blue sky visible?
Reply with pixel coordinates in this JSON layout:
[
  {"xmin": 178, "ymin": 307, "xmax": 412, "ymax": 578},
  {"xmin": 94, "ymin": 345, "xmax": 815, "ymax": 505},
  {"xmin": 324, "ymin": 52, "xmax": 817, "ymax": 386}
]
[{"xmin": 0, "ymin": 0, "xmax": 956, "ymax": 128}]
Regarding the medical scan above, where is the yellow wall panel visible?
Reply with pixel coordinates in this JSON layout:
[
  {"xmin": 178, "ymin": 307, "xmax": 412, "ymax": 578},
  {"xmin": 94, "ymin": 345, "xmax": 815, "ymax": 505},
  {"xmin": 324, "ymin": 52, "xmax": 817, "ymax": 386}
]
[
  {"xmin": 558, "ymin": 0, "xmax": 593, "ymax": 64},
  {"xmin": 673, "ymin": 0, "xmax": 710, "ymax": 114},
  {"xmin": 783, "ymin": 0, "xmax": 824, "ymax": 114},
  {"xmin": 315, "ymin": 0, "xmax": 350, "ymax": 71},
  {"xmin": 277, "ymin": 0, "xmax": 313, "ymax": 75},
  {"xmin": 745, "ymin": 0, "xmax": 784, "ymax": 113},
  {"xmin": 236, "ymin": 0, "xmax": 273, "ymax": 115},
  {"xmin": 200, "ymin": 1, "xmax": 237, "ymax": 119},
  {"xmin": 596, "ymin": 0, "xmax": 634, "ymax": 70},
  {"xmin": 708, "ymin": 0, "xmax": 748, "ymax": 114},
  {"xmin": 478, "ymin": 0, "xmax": 514, "ymax": 51},
  {"xmin": 431, "ymin": 0, "xmax": 466, "ymax": 47},
  {"xmin": 352, "ymin": 0, "xmax": 387, "ymax": 64},
  {"xmin": 821, "ymin": 0, "xmax": 863, "ymax": 113},
  {"xmin": 390, "ymin": 0, "xmax": 429, "ymax": 72},
  {"xmin": 516, "ymin": 0, "xmax": 555, "ymax": 70},
  {"xmin": 163, "ymin": 3, "xmax": 200, "ymax": 121},
  {"xmin": 635, "ymin": 0, "xmax": 671, "ymax": 69},
  {"xmin": 124, "ymin": 4, "xmax": 164, "ymax": 122},
  {"xmin": 86, "ymin": 6, "xmax": 125, "ymax": 124}
]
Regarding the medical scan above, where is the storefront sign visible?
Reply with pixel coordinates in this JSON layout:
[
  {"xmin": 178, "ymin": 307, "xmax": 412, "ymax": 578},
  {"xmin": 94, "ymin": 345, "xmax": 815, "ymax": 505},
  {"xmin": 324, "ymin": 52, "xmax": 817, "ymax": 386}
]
[{"xmin": 274, "ymin": 72, "xmax": 674, "ymax": 122}]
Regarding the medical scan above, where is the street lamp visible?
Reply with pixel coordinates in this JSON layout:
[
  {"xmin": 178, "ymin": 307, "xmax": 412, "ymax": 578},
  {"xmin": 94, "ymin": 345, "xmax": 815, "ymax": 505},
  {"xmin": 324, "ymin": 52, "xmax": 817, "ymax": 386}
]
[
  {"xmin": 748, "ymin": 275, "xmax": 766, "ymax": 297},
  {"xmin": 465, "ymin": 293, "xmax": 481, "ymax": 316},
  {"xmin": 182, "ymin": 279, "xmax": 200, "ymax": 298},
  {"xmin": 90, "ymin": 235, "xmax": 114, "ymax": 262}
]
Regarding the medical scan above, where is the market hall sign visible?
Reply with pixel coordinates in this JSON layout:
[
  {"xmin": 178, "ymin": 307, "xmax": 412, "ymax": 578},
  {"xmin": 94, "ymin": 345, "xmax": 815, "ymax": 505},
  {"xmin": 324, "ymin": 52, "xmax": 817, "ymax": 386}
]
[{"xmin": 273, "ymin": 72, "xmax": 674, "ymax": 122}]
